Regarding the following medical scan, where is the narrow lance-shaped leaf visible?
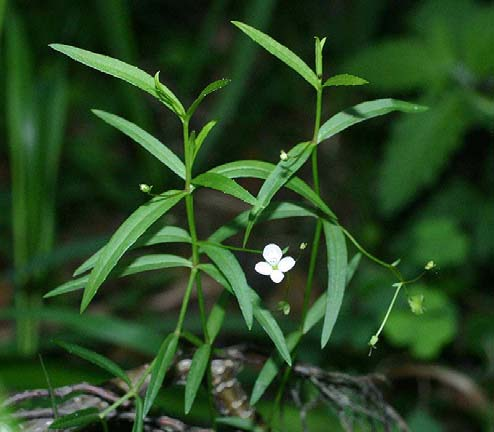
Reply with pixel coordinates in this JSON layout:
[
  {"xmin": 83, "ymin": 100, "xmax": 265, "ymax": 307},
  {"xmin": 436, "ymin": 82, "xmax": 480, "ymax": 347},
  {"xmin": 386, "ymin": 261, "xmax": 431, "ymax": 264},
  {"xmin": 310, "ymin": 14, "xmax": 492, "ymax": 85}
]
[
  {"xmin": 49, "ymin": 408, "xmax": 100, "ymax": 430},
  {"xmin": 185, "ymin": 343, "xmax": 211, "ymax": 414},
  {"xmin": 154, "ymin": 71, "xmax": 186, "ymax": 117},
  {"xmin": 92, "ymin": 110, "xmax": 186, "ymax": 179},
  {"xmin": 208, "ymin": 201, "xmax": 318, "ymax": 244},
  {"xmin": 206, "ymin": 290, "xmax": 230, "ymax": 343},
  {"xmin": 45, "ymin": 254, "xmax": 192, "ymax": 298},
  {"xmin": 323, "ymin": 73, "xmax": 369, "ymax": 87},
  {"xmin": 243, "ymin": 141, "xmax": 315, "ymax": 245},
  {"xmin": 318, "ymin": 98, "xmax": 428, "ymax": 144},
  {"xmin": 187, "ymin": 78, "xmax": 231, "ymax": 118},
  {"xmin": 192, "ymin": 172, "xmax": 257, "ymax": 205},
  {"xmin": 132, "ymin": 396, "xmax": 144, "ymax": 432},
  {"xmin": 321, "ymin": 221, "xmax": 348, "ymax": 348},
  {"xmin": 81, "ymin": 191, "xmax": 186, "ymax": 312},
  {"xmin": 201, "ymin": 244, "xmax": 253, "ymax": 329},
  {"xmin": 303, "ymin": 253, "xmax": 361, "ymax": 334},
  {"xmin": 199, "ymin": 263, "xmax": 291, "ymax": 365},
  {"xmin": 50, "ymin": 44, "xmax": 184, "ymax": 117},
  {"xmin": 55, "ymin": 341, "xmax": 130, "ymax": 386},
  {"xmin": 143, "ymin": 333, "xmax": 179, "ymax": 416},
  {"xmin": 194, "ymin": 120, "xmax": 217, "ymax": 159},
  {"xmin": 250, "ymin": 331, "xmax": 301, "ymax": 405},
  {"xmin": 210, "ymin": 160, "xmax": 336, "ymax": 220},
  {"xmin": 232, "ymin": 21, "xmax": 319, "ymax": 89},
  {"xmin": 74, "ymin": 225, "xmax": 191, "ymax": 277}
]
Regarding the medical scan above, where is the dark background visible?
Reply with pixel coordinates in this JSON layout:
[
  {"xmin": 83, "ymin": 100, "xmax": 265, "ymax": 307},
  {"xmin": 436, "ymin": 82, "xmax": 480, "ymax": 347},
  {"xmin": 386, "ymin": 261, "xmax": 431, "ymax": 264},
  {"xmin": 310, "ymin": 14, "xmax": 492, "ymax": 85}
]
[{"xmin": 1, "ymin": 0, "xmax": 493, "ymax": 430}]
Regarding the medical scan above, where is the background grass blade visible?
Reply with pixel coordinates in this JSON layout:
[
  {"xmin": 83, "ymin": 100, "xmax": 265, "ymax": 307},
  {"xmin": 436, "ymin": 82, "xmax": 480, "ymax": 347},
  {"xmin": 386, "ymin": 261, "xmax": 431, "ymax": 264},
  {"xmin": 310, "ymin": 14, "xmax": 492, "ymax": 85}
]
[
  {"xmin": 92, "ymin": 110, "xmax": 186, "ymax": 179},
  {"xmin": 81, "ymin": 191, "xmax": 186, "ymax": 311},
  {"xmin": 232, "ymin": 21, "xmax": 319, "ymax": 89},
  {"xmin": 185, "ymin": 343, "xmax": 211, "ymax": 414},
  {"xmin": 321, "ymin": 222, "xmax": 348, "ymax": 348}
]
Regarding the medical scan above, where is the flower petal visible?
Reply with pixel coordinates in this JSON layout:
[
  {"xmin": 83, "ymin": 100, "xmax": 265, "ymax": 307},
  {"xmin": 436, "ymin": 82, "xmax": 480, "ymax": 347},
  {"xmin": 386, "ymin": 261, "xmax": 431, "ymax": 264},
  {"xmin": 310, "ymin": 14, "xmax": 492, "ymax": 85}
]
[
  {"xmin": 278, "ymin": 256, "xmax": 295, "ymax": 273},
  {"xmin": 270, "ymin": 270, "xmax": 285, "ymax": 283},
  {"xmin": 255, "ymin": 261, "xmax": 273, "ymax": 276},
  {"xmin": 263, "ymin": 243, "xmax": 282, "ymax": 265}
]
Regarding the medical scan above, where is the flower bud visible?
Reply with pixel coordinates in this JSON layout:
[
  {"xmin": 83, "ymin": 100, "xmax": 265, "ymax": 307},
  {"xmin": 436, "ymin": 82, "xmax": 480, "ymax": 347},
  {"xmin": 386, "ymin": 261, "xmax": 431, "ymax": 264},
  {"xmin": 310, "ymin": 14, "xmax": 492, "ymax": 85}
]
[
  {"xmin": 425, "ymin": 260, "xmax": 436, "ymax": 270},
  {"xmin": 280, "ymin": 150, "xmax": 288, "ymax": 161},
  {"xmin": 139, "ymin": 183, "xmax": 153, "ymax": 193},
  {"xmin": 299, "ymin": 242, "xmax": 307, "ymax": 250}
]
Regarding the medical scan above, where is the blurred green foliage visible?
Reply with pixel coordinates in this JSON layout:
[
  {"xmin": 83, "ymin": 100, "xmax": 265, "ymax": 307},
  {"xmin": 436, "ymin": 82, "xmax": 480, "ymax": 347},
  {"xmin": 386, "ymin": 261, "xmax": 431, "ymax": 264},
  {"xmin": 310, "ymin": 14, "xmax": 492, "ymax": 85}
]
[{"xmin": 1, "ymin": 0, "xmax": 493, "ymax": 430}]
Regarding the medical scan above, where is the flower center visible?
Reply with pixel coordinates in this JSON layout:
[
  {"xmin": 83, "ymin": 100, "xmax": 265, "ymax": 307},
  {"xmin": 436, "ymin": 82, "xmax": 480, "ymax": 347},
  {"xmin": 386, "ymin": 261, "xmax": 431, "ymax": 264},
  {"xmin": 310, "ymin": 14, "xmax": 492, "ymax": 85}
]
[{"xmin": 272, "ymin": 264, "xmax": 278, "ymax": 270}]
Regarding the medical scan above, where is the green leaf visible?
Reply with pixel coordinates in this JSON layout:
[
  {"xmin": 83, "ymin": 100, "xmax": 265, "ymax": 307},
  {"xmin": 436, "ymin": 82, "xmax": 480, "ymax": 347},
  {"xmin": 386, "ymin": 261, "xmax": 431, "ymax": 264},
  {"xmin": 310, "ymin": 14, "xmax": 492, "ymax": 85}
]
[
  {"xmin": 206, "ymin": 291, "xmax": 229, "ymax": 343},
  {"xmin": 50, "ymin": 44, "xmax": 184, "ymax": 116},
  {"xmin": 143, "ymin": 333, "xmax": 179, "ymax": 416},
  {"xmin": 199, "ymin": 263, "xmax": 290, "ymax": 365},
  {"xmin": 132, "ymin": 396, "xmax": 144, "ymax": 432},
  {"xmin": 244, "ymin": 141, "xmax": 315, "ymax": 245},
  {"xmin": 321, "ymin": 221, "xmax": 348, "ymax": 348},
  {"xmin": 192, "ymin": 172, "xmax": 257, "ymax": 205},
  {"xmin": 323, "ymin": 73, "xmax": 368, "ymax": 87},
  {"xmin": 232, "ymin": 21, "xmax": 319, "ymax": 89},
  {"xmin": 81, "ymin": 190, "xmax": 186, "ymax": 312},
  {"xmin": 194, "ymin": 120, "xmax": 217, "ymax": 159},
  {"xmin": 154, "ymin": 71, "xmax": 186, "ymax": 117},
  {"xmin": 49, "ymin": 408, "xmax": 100, "ymax": 429},
  {"xmin": 209, "ymin": 201, "xmax": 318, "ymax": 244},
  {"xmin": 45, "ymin": 254, "xmax": 192, "ymax": 298},
  {"xmin": 55, "ymin": 340, "xmax": 130, "ymax": 386},
  {"xmin": 74, "ymin": 225, "xmax": 191, "ymax": 276},
  {"xmin": 185, "ymin": 343, "xmax": 211, "ymax": 414},
  {"xmin": 92, "ymin": 110, "xmax": 186, "ymax": 179},
  {"xmin": 318, "ymin": 98, "xmax": 428, "ymax": 144},
  {"xmin": 250, "ymin": 331, "xmax": 301, "ymax": 405},
  {"xmin": 251, "ymin": 298, "xmax": 291, "ymax": 366},
  {"xmin": 210, "ymin": 160, "xmax": 336, "ymax": 220},
  {"xmin": 303, "ymin": 253, "xmax": 361, "ymax": 334},
  {"xmin": 315, "ymin": 37, "xmax": 325, "ymax": 78},
  {"xmin": 378, "ymin": 93, "xmax": 466, "ymax": 214},
  {"xmin": 187, "ymin": 78, "xmax": 231, "ymax": 118},
  {"xmin": 201, "ymin": 244, "xmax": 253, "ymax": 329}
]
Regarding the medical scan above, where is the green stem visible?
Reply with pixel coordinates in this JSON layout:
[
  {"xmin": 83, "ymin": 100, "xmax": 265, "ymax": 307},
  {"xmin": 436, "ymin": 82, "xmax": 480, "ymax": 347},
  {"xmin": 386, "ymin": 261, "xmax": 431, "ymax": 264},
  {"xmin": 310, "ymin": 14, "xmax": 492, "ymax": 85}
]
[
  {"xmin": 341, "ymin": 226, "xmax": 404, "ymax": 282},
  {"xmin": 183, "ymin": 115, "xmax": 215, "ymax": 421},
  {"xmin": 174, "ymin": 268, "xmax": 198, "ymax": 336},
  {"xmin": 376, "ymin": 284, "xmax": 402, "ymax": 337}
]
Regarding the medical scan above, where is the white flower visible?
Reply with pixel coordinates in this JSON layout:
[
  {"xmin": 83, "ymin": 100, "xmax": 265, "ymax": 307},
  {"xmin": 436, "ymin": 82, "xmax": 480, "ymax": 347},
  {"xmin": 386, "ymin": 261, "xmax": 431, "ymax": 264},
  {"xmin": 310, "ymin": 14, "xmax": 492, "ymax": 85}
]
[{"xmin": 255, "ymin": 243, "xmax": 295, "ymax": 283}]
